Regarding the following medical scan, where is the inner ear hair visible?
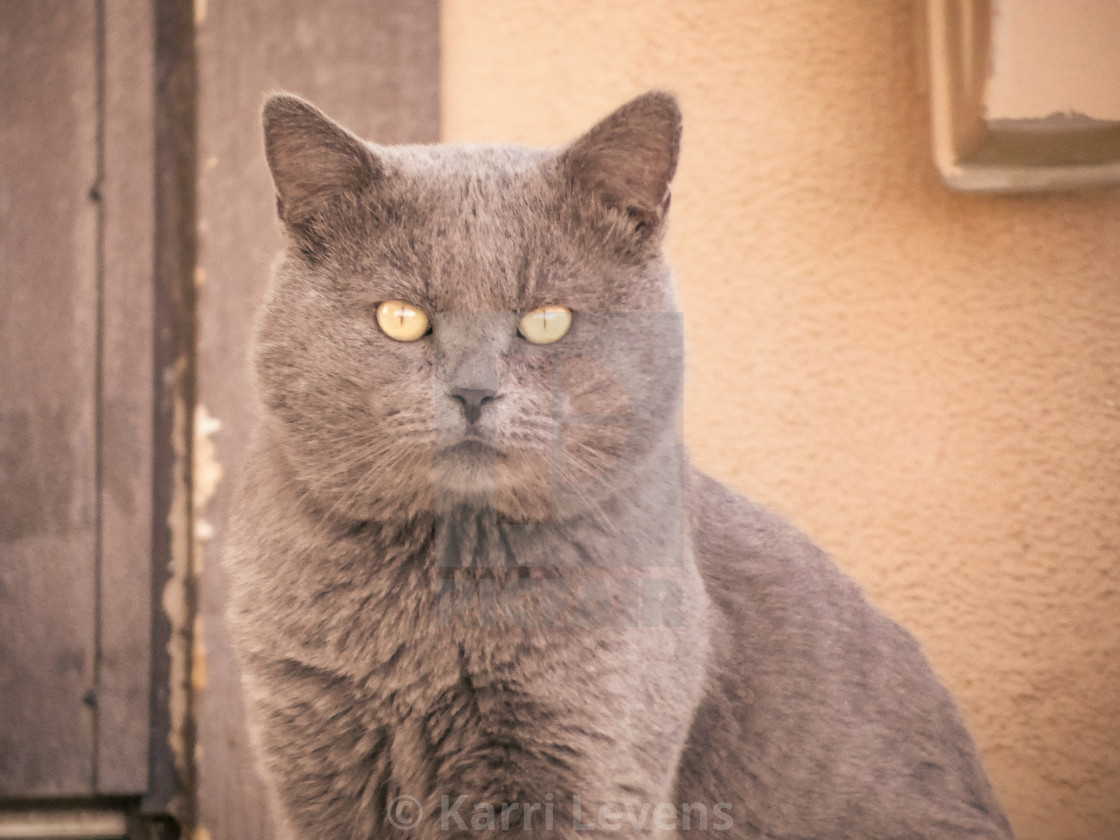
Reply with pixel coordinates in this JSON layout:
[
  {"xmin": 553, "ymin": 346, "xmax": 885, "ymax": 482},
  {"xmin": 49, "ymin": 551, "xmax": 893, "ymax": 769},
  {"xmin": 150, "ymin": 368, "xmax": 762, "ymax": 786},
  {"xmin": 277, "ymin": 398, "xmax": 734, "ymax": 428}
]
[
  {"xmin": 560, "ymin": 91, "xmax": 682, "ymax": 232},
  {"xmin": 262, "ymin": 93, "xmax": 381, "ymax": 226}
]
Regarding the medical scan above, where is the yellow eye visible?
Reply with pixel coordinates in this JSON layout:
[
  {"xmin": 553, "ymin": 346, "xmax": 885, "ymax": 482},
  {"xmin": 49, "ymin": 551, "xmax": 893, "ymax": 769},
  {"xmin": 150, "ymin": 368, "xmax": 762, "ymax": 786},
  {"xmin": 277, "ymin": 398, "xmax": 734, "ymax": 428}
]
[
  {"xmin": 518, "ymin": 305, "xmax": 572, "ymax": 345},
  {"xmin": 376, "ymin": 300, "xmax": 430, "ymax": 342}
]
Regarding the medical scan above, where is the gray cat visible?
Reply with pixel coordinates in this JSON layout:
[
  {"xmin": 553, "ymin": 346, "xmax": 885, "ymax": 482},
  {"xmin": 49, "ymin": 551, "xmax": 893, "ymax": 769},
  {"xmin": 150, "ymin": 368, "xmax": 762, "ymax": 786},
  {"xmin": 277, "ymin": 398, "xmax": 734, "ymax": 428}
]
[{"xmin": 226, "ymin": 91, "xmax": 1014, "ymax": 840}]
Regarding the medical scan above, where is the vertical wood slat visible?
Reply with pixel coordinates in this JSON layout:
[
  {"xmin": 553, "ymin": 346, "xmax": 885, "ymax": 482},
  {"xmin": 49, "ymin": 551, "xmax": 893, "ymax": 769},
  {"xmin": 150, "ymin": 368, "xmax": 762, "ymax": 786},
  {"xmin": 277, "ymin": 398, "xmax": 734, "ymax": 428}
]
[
  {"xmin": 143, "ymin": 0, "xmax": 200, "ymax": 820},
  {"xmin": 193, "ymin": 2, "xmax": 439, "ymax": 836},
  {"xmin": 0, "ymin": 0, "xmax": 100, "ymax": 797},
  {"xmin": 97, "ymin": 0, "xmax": 157, "ymax": 794}
]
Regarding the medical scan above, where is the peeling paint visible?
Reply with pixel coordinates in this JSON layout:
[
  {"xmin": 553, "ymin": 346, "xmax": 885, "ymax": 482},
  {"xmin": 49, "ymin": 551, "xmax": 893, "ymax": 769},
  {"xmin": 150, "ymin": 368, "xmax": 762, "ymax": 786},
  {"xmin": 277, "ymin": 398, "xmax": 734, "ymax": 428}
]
[
  {"xmin": 194, "ymin": 517, "xmax": 214, "ymax": 542},
  {"xmin": 192, "ymin": 404, "xmax": 222, "ymax": 581},
  {"xmin": 190, "ymin": 402, "xmax": 222, "ymax": 840},
  {"xmin": 161, "ymin": 354, "xmax": 194, "ymax": 821},
  {"xmin": 193, "ymin": 405, "xmax": 223, "ymax": 511}
]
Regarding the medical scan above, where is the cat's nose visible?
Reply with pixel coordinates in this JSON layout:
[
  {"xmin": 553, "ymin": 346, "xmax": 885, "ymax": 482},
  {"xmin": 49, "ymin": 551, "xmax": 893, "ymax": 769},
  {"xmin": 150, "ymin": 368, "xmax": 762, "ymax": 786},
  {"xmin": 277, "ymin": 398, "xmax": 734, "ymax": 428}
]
[{"xmin": 449, "ymin": 387, "xmax": 500, "ymax": 425}]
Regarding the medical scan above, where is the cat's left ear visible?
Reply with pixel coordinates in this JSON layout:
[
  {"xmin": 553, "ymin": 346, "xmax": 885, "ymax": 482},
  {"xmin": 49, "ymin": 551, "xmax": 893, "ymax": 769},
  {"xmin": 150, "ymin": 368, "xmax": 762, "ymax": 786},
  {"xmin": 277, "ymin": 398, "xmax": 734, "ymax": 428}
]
[
  {"xmin": 262, "ymin": 93, "xmax": 380, "ymax": 227},
  {"xmin": 559, "ymin": 91, "xmax": 682, "ymax": 234}
]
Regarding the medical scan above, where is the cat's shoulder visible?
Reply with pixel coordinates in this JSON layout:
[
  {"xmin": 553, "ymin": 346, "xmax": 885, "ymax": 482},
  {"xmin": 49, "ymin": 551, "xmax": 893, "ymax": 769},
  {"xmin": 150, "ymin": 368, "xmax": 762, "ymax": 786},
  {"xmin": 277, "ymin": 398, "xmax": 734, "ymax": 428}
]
[
  {"xmin": 685, "ymin": 464, "xmax": 891, "ymax": 636},
  {"xmin": 686, "ymin": 464, "xmax": 833, "ymax": 584}
]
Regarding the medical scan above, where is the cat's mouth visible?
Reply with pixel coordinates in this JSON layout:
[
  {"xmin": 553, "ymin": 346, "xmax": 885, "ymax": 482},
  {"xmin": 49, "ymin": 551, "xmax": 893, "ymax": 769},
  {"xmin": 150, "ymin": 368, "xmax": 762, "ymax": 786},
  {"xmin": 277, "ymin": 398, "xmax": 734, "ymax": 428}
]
[
  {"xmin": 441, "ymin": 438, "xmax": 501, "ymax": 459},
  {"xmin": 432, "ymin": 437, "xmax": 510, "ymax": 501}
]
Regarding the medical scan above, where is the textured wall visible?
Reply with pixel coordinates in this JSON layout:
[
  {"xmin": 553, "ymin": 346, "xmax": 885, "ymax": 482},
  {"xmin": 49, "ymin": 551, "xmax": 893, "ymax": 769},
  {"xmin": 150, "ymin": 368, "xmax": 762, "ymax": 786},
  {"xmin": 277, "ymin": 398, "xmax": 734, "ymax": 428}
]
[{"xmin": 441, "ymin": 3, "xmax": 1120, "ymax": 839}]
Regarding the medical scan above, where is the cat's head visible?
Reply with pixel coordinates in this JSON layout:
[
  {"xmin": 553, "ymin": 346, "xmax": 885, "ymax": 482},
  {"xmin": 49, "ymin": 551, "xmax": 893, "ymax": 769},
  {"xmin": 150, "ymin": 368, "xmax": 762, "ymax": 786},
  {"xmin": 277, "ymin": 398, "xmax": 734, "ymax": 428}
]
[{"xmin": 254, "ymin": 92, "xmax": 685, "ymax": 523}]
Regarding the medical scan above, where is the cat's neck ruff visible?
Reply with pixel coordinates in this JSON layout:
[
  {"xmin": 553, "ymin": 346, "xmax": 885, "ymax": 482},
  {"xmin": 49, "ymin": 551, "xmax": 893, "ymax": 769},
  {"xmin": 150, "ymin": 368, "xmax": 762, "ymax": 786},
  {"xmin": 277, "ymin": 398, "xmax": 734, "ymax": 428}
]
[{"xmin": 420, "ymin": 430, "xmax": 688, "ymax": 571}]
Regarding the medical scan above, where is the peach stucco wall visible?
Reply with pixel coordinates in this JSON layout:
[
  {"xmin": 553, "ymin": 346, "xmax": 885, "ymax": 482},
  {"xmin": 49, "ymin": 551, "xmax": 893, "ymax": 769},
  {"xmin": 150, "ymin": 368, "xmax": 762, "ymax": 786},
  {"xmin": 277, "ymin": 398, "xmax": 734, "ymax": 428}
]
[{"xmin": 440, "ymin": 3, "xmax": 1120, "ymax": 839}]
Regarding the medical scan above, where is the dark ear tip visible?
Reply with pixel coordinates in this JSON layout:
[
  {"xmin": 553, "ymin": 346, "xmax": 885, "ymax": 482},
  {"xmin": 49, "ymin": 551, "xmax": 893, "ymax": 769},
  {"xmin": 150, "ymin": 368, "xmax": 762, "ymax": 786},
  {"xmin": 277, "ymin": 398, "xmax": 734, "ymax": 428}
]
[
  {"xmin": 261, "ymin": 91, "xmax": 318, "ymax": 132},
  {"xmin": 622, "ymin": 90, "xmax": 683, "ymax": 139},
  {"xmin": 632, "ymin": 90, "xmax": 682, "ymax": 121}
]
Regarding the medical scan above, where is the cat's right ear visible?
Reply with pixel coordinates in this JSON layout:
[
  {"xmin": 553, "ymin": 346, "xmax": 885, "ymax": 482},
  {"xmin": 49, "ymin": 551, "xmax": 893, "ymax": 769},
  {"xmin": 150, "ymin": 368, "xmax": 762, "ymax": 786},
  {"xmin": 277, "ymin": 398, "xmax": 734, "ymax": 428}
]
[
  {"xmin": 559, "ymin": 91, "xmax": 682, "ymax": 237},
  {"xmin": 262, "ymin": 93, "xmax": 380, "ymax": 227}
]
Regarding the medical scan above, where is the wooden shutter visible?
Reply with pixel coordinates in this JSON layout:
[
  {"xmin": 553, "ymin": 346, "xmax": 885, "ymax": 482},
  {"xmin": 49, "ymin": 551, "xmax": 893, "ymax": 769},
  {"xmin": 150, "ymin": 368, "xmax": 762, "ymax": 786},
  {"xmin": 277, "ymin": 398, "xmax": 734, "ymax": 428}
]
[{"xmin": 0, "ymin": 0, "xmax": 157, "ymax": 800}]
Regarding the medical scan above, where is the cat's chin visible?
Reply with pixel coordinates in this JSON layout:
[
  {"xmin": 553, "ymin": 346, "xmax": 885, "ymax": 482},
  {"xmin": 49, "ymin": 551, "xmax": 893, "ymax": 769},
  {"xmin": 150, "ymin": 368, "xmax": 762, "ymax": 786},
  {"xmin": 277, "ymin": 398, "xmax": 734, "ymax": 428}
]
[
  {"xmin": 429, "ymin": 446, "xmax": 558, "ymax": 521},
  {"xmin": 432, "ymin": 441, "xmax": 499, "ymax": 494}
]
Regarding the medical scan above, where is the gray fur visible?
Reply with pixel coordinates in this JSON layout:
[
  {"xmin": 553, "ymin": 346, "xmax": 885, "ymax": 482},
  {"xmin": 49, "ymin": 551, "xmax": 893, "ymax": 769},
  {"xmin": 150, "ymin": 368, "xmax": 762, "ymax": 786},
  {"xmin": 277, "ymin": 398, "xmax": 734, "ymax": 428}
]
[{"xmin": 227, "ymin": 92, "xmax": 1014, "ymax": 840}]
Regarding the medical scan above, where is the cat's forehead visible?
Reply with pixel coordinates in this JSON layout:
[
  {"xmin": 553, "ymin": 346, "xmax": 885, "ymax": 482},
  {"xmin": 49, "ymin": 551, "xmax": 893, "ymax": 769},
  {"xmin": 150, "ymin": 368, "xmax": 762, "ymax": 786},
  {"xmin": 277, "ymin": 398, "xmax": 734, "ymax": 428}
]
[
  {"xmin": 376, "ymin": 142, "xmax": 553, "ymax": 195},
  {"xmin": 364, "ymin": 143, "xmax": 579, "ymax": 311}
]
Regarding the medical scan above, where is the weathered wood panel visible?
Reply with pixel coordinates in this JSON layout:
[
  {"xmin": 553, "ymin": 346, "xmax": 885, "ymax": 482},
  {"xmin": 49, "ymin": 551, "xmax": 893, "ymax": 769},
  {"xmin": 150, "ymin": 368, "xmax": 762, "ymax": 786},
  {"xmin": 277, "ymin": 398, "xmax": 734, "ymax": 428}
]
[
  {"xmin": 193, "ymin": 2, "xmax": 439, "ymax": 836},
  {"xmin": 0, "ymin": 0, "xmax": 100, "ymax": 797},
  {"xmin": 143, "ymin": 0, "xmax": 200, "ymax": 821},
  {"xmin": 97, "ymin": 0, "xmax": 157, "ymax": 795}
]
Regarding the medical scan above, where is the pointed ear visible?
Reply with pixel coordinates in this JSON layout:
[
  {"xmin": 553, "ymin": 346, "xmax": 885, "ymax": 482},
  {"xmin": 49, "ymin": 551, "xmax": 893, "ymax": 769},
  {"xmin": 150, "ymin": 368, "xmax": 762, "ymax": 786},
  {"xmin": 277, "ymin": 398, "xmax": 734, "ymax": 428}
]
[
  {"xmin": 559, "ymin": 91, "xmax": 682, "ymax": 232},
  {"xmin": 262, "ymin": 93, "xmax": 380, "ymax": 226}
]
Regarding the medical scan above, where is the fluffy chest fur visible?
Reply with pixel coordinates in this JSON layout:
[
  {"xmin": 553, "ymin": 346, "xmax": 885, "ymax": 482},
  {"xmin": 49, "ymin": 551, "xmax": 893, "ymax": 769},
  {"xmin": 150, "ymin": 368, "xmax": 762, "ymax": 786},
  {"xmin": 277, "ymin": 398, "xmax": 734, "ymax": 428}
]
[{"xmin": 229, "ymin": 427, "xmax": 710, "ymax": 839}]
